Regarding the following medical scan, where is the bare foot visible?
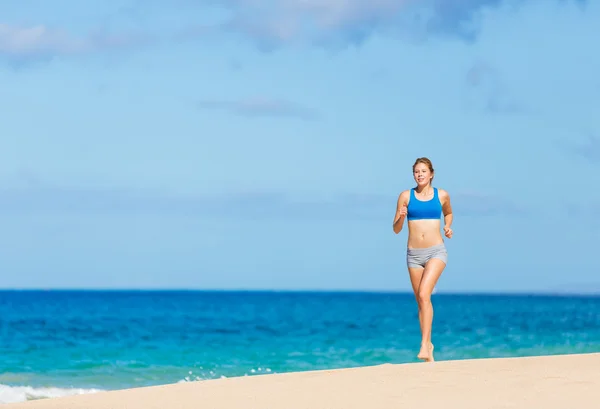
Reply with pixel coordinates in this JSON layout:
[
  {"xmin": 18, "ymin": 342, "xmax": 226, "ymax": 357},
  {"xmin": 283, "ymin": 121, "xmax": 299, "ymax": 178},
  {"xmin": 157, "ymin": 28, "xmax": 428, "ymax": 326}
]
[{"xmin": 417, "ymin": 343, "xmax": 434, "ymax": 362}]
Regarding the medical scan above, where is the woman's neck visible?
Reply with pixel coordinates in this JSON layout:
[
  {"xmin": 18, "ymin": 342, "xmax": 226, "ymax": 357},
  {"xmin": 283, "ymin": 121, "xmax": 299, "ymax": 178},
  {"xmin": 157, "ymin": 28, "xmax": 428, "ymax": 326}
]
[{"xmin": 415, "ymin": 184, "xmax": 432, "ymax": 194}]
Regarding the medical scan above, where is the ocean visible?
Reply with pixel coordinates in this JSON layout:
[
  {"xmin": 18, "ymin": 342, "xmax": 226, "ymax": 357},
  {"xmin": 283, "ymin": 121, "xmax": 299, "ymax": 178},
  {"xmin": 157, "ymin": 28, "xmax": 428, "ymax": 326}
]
[{"xmin": 1, "ymin": 290, "xmax": 599, "ymax": 404}]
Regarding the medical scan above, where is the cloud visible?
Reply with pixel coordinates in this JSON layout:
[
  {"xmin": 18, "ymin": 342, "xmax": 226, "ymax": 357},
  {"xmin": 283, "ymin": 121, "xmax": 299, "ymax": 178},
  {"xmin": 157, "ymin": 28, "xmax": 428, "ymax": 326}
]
[
  {"xmin": 190, "ymin": 0, "xmax": 586, "ymax": 48},
  {"xmin": 215, "ymin": 0, "xmax": 412, "ymax": 48},
  {"xmin": 565, "ymin": 201, "xmax": 600, "ymax": 219},
  {"xmin": 3, "ymin": 0, "xmax": 588, "ymax": 64},
  {"xmin": 197, "ymin": 97, "xmax": 320, "ymax": 120},
  {"xmin": 567, "ymin": 133, "xmax": 600, "ymax": 164},
  {"xmin": 0, "ymin": 23, "xmax": 149, "ymax": 63},
  {"xmin": 424, "ymin": 0, "xmax": 503, "ymax": 41},
  {"xmin": 464, "ymin": 61, "xmax": 522, "ymax": 114}
]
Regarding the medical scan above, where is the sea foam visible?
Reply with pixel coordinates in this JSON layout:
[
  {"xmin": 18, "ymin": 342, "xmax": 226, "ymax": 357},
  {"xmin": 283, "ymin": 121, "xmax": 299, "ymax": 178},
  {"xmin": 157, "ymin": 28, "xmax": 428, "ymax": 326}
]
[{"xmin": 0, "ymin": 384, "xmax": 102, "ymax": 404}]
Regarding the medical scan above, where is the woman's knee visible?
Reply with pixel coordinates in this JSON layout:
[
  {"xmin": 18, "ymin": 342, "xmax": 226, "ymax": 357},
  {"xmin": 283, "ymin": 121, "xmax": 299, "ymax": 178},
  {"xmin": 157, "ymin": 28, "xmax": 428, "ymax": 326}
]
[{"xmin": 417, "ymin": 289, "xmax": 431, "ymax": 305}]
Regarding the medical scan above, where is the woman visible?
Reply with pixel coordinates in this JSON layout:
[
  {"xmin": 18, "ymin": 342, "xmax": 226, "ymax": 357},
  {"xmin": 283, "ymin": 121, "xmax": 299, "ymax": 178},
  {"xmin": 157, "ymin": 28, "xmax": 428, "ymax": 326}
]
[{"xmin": 392, "ymin": 157, "xmax": 453, "ymax": 363}]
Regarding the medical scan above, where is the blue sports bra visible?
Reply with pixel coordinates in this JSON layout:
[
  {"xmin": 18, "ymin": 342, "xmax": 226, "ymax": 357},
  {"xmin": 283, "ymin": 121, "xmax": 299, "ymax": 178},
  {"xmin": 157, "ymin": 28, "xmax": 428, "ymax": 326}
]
[{"xmin": 407, "ymin": 187, "xmax": 442, "ymax": 221}]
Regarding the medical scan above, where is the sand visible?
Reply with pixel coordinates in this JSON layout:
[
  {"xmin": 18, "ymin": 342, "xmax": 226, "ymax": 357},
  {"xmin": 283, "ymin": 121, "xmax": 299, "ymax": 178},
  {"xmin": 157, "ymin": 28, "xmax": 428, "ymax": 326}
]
[{"xmin": 7, "ymin": 353, "xmax": 600, "ymax": 409}]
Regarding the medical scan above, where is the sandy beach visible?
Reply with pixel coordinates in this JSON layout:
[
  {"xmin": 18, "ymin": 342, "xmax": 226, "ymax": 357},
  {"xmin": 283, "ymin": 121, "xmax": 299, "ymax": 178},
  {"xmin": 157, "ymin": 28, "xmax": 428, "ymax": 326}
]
[{"xmin": 6, "ymin": 352, "xmax": 599, "ymax": 409}]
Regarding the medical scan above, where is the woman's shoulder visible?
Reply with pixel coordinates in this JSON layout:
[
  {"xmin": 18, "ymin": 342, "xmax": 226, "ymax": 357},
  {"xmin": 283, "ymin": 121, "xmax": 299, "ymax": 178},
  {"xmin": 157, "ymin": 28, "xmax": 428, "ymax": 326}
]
[
  {"xmin": 396, "ymin": 189, "xmax": 411, "ymax": 205},
  {"xmin": 398, "ymin": 189, "xmax": 412, "ymax": 199},
  {"xmin": 436, "ymin": 187, "xmax": 450, "ymax": 199}
]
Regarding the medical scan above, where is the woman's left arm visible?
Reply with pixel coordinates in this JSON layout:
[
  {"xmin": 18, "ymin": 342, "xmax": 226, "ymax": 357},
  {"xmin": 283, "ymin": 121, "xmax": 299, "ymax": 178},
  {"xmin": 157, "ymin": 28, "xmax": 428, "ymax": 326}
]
[{"xmin": 439, "ymin": 189, "xmax": 453, "ymax": 238}]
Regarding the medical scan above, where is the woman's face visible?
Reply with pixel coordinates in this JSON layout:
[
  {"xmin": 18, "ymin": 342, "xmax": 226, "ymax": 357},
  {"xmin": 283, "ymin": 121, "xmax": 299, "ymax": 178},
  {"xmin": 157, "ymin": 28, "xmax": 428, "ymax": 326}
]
[{"xmin": 413, "ymin": 163, "xmax": 432, "ymax": 186}]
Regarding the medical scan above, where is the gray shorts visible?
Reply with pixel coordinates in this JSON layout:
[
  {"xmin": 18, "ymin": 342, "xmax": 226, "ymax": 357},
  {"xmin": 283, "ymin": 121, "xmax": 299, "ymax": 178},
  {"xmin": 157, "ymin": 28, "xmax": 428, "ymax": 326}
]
[{"xmin": 406, "ymin": 243, "xmax": 448, "ymax": 268}]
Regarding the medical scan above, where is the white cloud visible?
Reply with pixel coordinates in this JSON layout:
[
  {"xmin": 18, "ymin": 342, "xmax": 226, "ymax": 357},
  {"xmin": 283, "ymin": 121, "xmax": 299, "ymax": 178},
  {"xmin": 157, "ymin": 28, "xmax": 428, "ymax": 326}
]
[
  {"xmin": 206, "ymin": 0, "xmax": 563, "ymax": 47},
  {"xmin": 0, "ymin": 24, "xmax": 85, "ymax": 56},
  {"xmin": 0, "ymin": 23, "xmax": 149, "ymax": 61}
]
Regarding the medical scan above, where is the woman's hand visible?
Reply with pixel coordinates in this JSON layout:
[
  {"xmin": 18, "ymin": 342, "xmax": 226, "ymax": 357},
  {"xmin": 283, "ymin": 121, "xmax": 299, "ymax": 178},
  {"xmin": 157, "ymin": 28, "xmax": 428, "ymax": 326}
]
[
  {"xmin": 443, "ymin": 225, "xmax": 453, "ymax": 239},
  {"xmin": 399, "ymin": 204, "xmax": 408, "ymax": 218}
]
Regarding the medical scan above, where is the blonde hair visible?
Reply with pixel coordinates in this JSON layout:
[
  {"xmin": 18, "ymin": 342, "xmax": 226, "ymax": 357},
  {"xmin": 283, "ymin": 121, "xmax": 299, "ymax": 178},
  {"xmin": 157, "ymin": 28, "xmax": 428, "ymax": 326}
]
[{"xmin": 412, "ymin": 157, "xmax": 434, "ymax": 182}]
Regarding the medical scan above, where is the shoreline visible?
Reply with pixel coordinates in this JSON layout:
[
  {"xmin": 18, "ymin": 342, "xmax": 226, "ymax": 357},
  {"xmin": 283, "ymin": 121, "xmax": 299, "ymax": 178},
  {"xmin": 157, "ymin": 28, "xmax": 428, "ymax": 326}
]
[{"xmin": 6, "ymin": 352, "xmax": 599, "ymax": 408}]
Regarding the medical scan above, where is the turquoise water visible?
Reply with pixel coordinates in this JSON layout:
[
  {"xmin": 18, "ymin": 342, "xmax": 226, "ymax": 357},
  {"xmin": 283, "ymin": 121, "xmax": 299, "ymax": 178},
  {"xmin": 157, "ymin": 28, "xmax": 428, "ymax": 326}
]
[{"xmin": 1, "ymin": 290, "xmax": 599, "ymax": 403}]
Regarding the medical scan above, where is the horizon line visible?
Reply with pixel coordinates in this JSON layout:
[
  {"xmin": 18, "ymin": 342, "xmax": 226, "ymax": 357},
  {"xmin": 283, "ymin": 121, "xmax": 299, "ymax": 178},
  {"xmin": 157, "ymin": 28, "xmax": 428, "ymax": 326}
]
[{"xmin": 0, "ymin": 288, "xmax": 598, "ymax": 297}]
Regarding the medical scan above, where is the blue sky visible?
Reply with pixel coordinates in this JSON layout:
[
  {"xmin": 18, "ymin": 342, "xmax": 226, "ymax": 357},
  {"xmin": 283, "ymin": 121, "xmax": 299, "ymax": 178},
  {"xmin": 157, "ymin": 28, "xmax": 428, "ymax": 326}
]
[{"xmin": 1, "ymin": 0, "xmax": 598, "ymax": 293}]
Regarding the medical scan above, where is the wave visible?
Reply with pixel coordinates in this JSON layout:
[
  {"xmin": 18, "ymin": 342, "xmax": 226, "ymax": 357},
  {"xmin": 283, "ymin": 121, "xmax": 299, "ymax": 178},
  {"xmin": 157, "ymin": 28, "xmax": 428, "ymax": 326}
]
[{"xmin": 0, "ymin": 384, "xmax": 102, "ymax": 404}]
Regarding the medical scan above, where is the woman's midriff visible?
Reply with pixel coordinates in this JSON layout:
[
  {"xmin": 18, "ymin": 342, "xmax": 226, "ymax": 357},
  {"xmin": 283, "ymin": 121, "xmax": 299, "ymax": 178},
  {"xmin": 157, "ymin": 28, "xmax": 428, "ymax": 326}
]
[{"xmin": 407, "ymin": 219, "xmax": 444, "ymax": 249}]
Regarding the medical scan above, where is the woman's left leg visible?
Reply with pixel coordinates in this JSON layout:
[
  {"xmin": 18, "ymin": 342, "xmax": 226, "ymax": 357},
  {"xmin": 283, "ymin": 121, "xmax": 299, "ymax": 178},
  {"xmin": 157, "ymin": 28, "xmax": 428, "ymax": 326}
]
[{"xmin": 416, "ymin": 257, "xmax": 446, "ymax": 362}]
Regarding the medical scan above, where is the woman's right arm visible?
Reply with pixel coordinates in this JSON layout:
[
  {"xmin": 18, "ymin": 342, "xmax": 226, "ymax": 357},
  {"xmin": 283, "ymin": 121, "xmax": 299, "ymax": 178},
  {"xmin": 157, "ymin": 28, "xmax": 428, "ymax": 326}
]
[{"xmin": 393, "ymin": 191, "xmax": 408, "ymax": 234}]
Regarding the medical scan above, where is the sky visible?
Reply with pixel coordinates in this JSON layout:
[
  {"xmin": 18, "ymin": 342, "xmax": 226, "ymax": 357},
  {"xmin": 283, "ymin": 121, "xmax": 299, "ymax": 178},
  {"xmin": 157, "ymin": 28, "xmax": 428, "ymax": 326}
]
[{"xmin": 0, "ymin": 0, "xmax": 599, "ymax": 294}]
